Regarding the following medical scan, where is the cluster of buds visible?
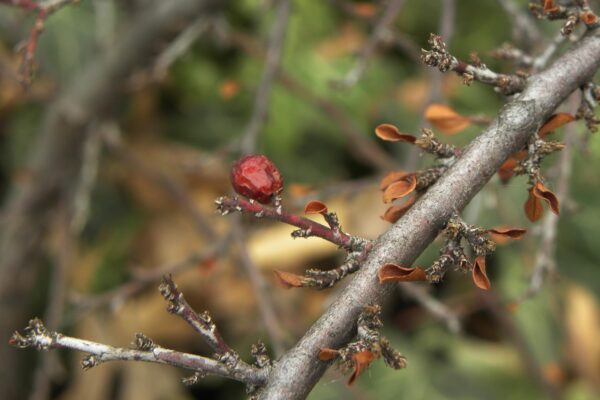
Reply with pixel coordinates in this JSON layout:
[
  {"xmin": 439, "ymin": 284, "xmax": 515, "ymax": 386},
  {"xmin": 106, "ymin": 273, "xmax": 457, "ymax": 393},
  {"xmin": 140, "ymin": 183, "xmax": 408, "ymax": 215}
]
[
  {"xmin": 374, "ymin": 123, "xmax": 461, "ymax": 223},
  {"xmin": 318, "ymin": 304, "xmax": 406, "ymax": 385},
  {"xmin": 378, "ymin": 214, "xmax": 526, "ymax": 290},
  {"xmin": 530, "ymin": 0, "xmax": 599, "ymax": 36}
]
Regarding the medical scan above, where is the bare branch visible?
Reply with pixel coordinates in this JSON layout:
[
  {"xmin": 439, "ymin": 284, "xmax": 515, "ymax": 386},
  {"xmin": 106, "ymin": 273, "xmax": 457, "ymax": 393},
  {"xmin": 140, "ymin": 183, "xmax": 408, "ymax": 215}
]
[
  {"xmin": 10, "ymin": 319, "xmax": 267, "ymax": 386},
  {"xmin": 422, "ymin": 33, "xmax": 527, "ymax": 95},
  {"xmin": 241, "ymin": 0, "xmax": 291, "ymax": 154},
  {"xmin": 334, "ymin": 0, "xmax": 408, "ymax": 88},
  {"xmin": 257, "ymin": 30, "xmax": 600, "ymax": 400},
  {"xmin": 159, "ymin": 275, "xmax": 236, "ymax": 356}
]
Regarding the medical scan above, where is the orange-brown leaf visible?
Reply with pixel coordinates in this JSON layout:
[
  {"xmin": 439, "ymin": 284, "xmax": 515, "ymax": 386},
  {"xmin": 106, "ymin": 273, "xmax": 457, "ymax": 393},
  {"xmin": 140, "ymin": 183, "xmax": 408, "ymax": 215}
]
[
  {"xmin": 318, "ymin": 348, "xmax": 339, "ymax": 361},
  {"xmin": 525, "ymin": 187, "xmax": 544, "ymax": 222},
  {"xmin": 498, "ymin": 157, "xmax": 519, "ymax": 182},
  {"xmin": 378, "ymin": 264, "xmax": 428, "ymax": 283},
  {"xmin": 348, "ymin": 350, "xmax": 377, "ymax": 385},
  {"xmin": 304, "ymin": 200, "xmax": 328, "ymax": 215},
  {"xmin": 533, "ymin": 181, "xmax": 560, "ymax": 215},
  {"xmin": 543, "ymin": 0, "xmax": 558, "ymax": 12},
  {"xmin": 219, "ymin": 79, "xmax": 240, "ymax": 99},
  {"xmin": 472, "ymin": 256, "xmax": 491, "ymax": 290},
  {"xmin": 349, "ymin": 2, "xmax": 378, "ymax": 18},
  {"xmin": 274, "ymin": 270, "xmax": 305, "ymax": 289},
  {"xmin": 375, "ymin": 124, "xmax": 417, "ymax": 143},
  {"xmin": 488, "ymin": 227, "xmax": 527, "ymax": 240},
  {"xmin": 381, "ymin": 196, "xmax": 417, "ymax": 223},
  {"xmin": 379, "ymin": 170, "xmax": 411, "ymax": 190},
  {"xmin": 581, "ymin": 11, "xmax": 597, "ymax": 26},
  {"xmin": 424, "ymin": 103, "xmax": 471, "ymax": 135},
  {"xmin": 382, "ymin": 175, "xmax": 417, "ymax": 203},
  {"xmin": 539, "ymin": 112, "xmax": 576, "ymax": 138}
]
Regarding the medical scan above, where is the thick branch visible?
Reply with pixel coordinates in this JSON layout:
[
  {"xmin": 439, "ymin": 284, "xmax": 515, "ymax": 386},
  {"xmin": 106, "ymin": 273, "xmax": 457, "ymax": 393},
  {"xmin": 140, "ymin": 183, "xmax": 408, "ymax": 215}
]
[{"xmin": 258, "ymin": 30, "xmax": 600, "ymax": 400}]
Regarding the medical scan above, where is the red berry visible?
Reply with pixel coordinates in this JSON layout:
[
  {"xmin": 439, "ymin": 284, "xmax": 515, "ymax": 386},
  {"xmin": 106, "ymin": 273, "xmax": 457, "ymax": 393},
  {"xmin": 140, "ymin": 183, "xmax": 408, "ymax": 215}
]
[{"xmin": 230, "ymin": 155, "xmax": 283, "ymax": 204}]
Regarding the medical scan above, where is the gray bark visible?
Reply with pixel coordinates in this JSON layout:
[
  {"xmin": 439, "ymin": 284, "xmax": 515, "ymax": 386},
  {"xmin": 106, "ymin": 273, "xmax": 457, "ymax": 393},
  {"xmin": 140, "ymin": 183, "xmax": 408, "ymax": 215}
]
[{"xmin": 258, "ymin": 29, "xmax": 600, "ymax": 399}]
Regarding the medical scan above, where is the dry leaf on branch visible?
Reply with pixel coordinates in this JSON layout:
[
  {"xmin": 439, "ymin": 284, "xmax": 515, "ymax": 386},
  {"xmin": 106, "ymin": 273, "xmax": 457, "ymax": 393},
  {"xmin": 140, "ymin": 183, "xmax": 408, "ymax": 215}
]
[
  {"xmin": 378, "ymin": 264, "xmax": 428, "ymax": 283},
  {"xmin": 424, "ymin": 103, "xmax": 471, "ymax": 135}
]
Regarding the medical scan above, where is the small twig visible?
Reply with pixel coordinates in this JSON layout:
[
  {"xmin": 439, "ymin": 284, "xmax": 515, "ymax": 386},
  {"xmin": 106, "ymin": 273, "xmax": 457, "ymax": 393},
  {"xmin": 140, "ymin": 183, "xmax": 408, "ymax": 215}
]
[
  {"xmin": 333, "ymin": 0, "xmax": 408, "ymax": 88},
  {"xmin": 215, "ymin": 195, "xmax": 366, "ymax": 251},
  {"xmin": 240, "ymin": 0, "xmax": 291, "ymax": 154},
  {"xmin": 152, "ymin": 17, "xmax": 211, "ymax": 80},
  {"xmin": 396, "ymin": 283, "xmax": 461, "ymax": 333},
  {"xmin": 159, "ymin": 275, "xmax": 235, "ymax": 356},
  {"xmin": 496, "ymin": 0, "xmax": 543, "ymax": 47},
  {"xmin": 1, "ymin": 0, "xmax": 78, "ymax": 84},
  {"xmin": 422, "ymin": 33, "xmax": 527, "ymax": 95},
  {"xmin": 10, "ymin": 318, "xmax": 267, "ymax": 386}
]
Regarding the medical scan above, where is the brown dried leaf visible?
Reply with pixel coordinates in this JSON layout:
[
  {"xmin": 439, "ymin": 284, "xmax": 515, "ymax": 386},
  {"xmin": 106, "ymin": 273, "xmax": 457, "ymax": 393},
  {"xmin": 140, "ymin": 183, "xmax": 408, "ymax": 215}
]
[
  {"xmin": 318, "ymin": 348, "xmax": 339, "ymax": 361},
  {"xmin": 304, "ymin": 200, "xmax": 328, "ymax": 215},
  {"xmin": 581, "ymin": 11, "xmax": 597, "ymax": 26},
  {"xmin": 379, "ymin": 171, "xmax": 411, "ymax": 190},
  {"xmin": 543, "ymin": 0, "xmax": 558, "ymax": 12},
  {"xmin": 533, "ymin": 181, "xmax": 560, "ymax": 215},
  {"xmin": 424, "ymin": 103, "xmax": 471, "ymax": 135},
  {"xmin": 472, "ymin": 256, "xmax": 491, "ymax": 290},
  {"xmin": 274, "ymin": 270, "xmax": 305, "ymax": 289},
  {"xmin": 488, "ymin": 227, "xmax": 527, "ymax": 240},
  {"xmin": 525, "ymin": 187, "xmax": 544, "ymax": 222},
  {"xmin": 349, "ymin": 2, "xmax": 378, "ymax": 18},
  {"xmin": 382, "ymin": 175, "xmax": 417, "ymax": 203},
  {"xmin": 498, "ymin": 157, "xmax": 519, "ymax": 182},
  {"xmin": 378, "ymin": 264, "xmax": 427, "ymax": 283},
  {"xmin": 539, "ymin": 112, "xmax": 576, "ymax": 138},
  {"xmin": 375, "ymin": 124, "xmax": 417, "ymax": 143},
  {"xmin": 348, "ymin": 350, "xmax": 377, "ymax": 385},
  {"xmin": 381, "ymin": 196, "xmax": 417, "ymax": 223}
]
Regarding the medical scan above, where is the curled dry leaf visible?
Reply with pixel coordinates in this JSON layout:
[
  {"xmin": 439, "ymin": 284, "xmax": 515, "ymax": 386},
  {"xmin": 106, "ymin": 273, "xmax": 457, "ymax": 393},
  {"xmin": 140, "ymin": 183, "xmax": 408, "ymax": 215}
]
[
  {"xmin": 348, "ymin": 350, "xmax": 377, "ymax": 385},
  {"xmin": 472, "ymin": 256, "xmax": 491, "ymax": 290},
  {"xmin": 488, "ymin": 227, "xmax": 527, "ymax": 242},
  {"xmin": 375, "ymin": 124, "xmax": 416, "ymax": 143},
  {"xmin": 538, "ymin": 112, "xmax": 576, "ymax": 138},
  {"xmin": 424, "ymin": 103, "xmax": 471, "ymax": 135},
  {"xmin": 304, "ymin": 200, "xmax": 328, "ymax": 215},
  {"xmin": 525, "ymin": 187, "xmax": 544, "ymax": 222},
  {"xmin": 498, "ymin": 157, "xmax": 519, "ymax": 182},
  {"xmin": 581, "ymin": 11, "xmax": 598, "ymax": 26},
  {"xmin": 378, "ymin": 264, "xmax": 427, "ymax": 283},
  {"xmin": 274, "ymin": 270, "xmax": 305, "ymax": 289},
  {"xmin": 380, "ymin": 170, "xmax": 411, "ymax": 190},
  {"xmin": 543, "ymin": 0, "xmax": 559, "ymax": 13},
  {"xmin": 318, "ymin": 348, "xmax": 339, "ymax": 361},
  {"xmin": 381, "ymin": 196, "xmax": 417, "ymax": 224},
  {"xmin": 382, "ymin": 175, "xmax": 417, "ymax": 203},
  {"xmin": 533, "ymin": 181, "xmax": 560, "ymax": 215}
]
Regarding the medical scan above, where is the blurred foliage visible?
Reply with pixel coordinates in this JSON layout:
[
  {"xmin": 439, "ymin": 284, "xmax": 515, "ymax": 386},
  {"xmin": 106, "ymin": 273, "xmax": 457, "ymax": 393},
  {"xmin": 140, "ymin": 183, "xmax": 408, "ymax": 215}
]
[{"xmin": 1, "ymin": 0, "xmax": 600, "ymax": 399}]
